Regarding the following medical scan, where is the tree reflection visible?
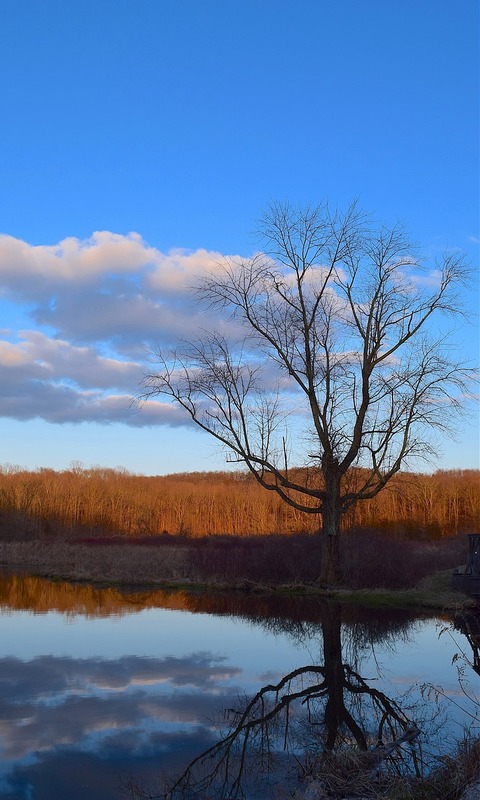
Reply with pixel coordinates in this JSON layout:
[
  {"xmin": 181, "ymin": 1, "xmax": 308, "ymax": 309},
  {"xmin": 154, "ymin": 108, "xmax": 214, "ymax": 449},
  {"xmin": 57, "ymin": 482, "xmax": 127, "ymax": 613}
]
[
  {"xmin": 125, "ymin": 601, "xmax": 421, "ymax": 800},
  {"xmin": 454, "ymin": 608, "xmax": 480, "ymax": 678},
  {"xmin": 439, "ymin": 608, "xmax": 480, "ymax": 730}
]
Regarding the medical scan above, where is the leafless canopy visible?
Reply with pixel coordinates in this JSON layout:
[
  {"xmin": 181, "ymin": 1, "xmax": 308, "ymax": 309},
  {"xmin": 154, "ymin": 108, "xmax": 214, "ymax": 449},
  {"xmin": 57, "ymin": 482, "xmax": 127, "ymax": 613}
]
[{"xmin": 142, "ymin": 201, "xmax": 471, "ymax": 578}]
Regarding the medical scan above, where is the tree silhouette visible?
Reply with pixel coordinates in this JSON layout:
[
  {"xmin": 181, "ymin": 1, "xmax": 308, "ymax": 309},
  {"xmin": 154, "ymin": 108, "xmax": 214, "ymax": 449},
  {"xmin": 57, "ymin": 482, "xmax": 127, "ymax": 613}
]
[{"xmin": 143, "ymin": 201, "xmax": 471, "ymax": 584}]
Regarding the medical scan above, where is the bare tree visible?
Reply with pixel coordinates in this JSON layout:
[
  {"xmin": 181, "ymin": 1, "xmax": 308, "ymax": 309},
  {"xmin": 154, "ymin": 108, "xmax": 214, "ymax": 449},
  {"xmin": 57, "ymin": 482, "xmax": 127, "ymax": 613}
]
[{"xmin": 142, "ymin": 201, "xmax": 471, "ymax": 585}]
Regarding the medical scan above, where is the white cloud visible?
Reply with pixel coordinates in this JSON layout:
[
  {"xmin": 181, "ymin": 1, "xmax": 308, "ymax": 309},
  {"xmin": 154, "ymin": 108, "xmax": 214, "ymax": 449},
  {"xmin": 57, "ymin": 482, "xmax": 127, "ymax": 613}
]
[
  {"xmin": 411, "ymin": 268, "xmax": 443, "ymax": 289},
  {"xmin": 20, "ymin": 331, "xmax": 142, "ymax": 388},
  {"xmin": 0, "ymin": 356, "xmax": 193, "ymax": 426},
  {"xmin": 0, "ymin": 228, "xmax": 474, "ymax": 443},
  {"xmin": 0, "ymin": 231, "xmax": 159, "ymax": 289},
  {"xmin": 146, "ymin": 247, "xmax": 226, "ymax": 293},
  {"xmin": 0, "ymin": 340, "xmax": 31, "ymax": 367},
  {"xmin": 0, "ymin": 233, "xmax": 239, "ymax": 348},
  {"xmin": 0, "ymin": 233, "xmax": 249, "ymax": 427}
]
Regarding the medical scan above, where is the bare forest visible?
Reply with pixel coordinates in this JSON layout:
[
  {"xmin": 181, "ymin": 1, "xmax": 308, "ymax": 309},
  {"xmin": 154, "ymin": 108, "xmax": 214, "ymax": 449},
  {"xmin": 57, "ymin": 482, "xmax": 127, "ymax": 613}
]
[{"xmin": 0, "ymin": 465, "xmax": 477, "ymax": 541}]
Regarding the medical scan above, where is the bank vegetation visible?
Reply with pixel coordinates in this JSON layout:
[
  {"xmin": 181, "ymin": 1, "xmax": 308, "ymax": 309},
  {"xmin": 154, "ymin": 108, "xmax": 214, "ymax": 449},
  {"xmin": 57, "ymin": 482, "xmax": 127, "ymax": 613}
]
[{"xmin": 0, "ymin": 466, "xmax": 477, "ymax": 604}]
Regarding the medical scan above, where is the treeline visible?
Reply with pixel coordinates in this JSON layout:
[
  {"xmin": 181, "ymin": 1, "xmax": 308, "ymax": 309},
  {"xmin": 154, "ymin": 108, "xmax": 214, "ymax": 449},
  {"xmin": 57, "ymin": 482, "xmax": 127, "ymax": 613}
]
[{"xmin": 0, "ymin": 465, "xmax": 478, "ymax": 540}]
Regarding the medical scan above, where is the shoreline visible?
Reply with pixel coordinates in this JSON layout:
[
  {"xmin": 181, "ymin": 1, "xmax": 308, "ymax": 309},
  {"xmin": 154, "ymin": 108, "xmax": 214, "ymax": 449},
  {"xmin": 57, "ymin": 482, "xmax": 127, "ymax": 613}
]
[
  {"xmin": 1, "ymin": 545, "xmax": 479, "ymax": 800},
  {"xmin": 0, "ymin": 539, "xmax": 474, "ymax": 611}
]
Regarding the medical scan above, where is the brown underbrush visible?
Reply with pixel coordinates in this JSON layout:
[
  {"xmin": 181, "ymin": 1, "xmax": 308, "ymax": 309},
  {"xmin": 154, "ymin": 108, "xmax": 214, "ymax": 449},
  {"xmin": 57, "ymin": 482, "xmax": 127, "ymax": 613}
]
[
  {"xmin": 0, "ymin": 528, "xmax": 467, "ymax": 594},
  {"xmin": 0, "ymin": 539, "xmax": 189, "ymax": 585},
  {"xmin": 292, "ymin": 735, "xmax": 480, "ymax": 799},
  {"xmin": 341, "ymin": 528, "xmax": 466, "ymax": 590},
  {"xmin": 184, "ymin": 529, "xmax": 466, "ymax": 590}
]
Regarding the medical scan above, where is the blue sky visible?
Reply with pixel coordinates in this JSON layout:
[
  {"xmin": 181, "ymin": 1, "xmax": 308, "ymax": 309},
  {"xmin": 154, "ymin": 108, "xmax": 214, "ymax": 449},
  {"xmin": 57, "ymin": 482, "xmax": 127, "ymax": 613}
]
[{"xmin": 0, "ymin": 0, "xmax": 478, "ymax": 475}]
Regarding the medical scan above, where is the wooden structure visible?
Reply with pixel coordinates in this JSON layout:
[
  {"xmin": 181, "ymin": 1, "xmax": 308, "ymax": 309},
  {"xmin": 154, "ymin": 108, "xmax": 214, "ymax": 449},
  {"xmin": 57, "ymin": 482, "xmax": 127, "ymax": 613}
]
[{"xmin": 452, "ymin": 534, "xmax": 480, "ymax": 595}]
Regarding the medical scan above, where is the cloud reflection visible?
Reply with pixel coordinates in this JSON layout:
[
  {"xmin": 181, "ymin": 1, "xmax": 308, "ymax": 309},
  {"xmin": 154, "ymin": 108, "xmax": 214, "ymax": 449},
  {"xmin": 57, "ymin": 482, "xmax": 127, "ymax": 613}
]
[{"xmin": 0, "ymin": 652, "xmax": 243, "ymax": 800}]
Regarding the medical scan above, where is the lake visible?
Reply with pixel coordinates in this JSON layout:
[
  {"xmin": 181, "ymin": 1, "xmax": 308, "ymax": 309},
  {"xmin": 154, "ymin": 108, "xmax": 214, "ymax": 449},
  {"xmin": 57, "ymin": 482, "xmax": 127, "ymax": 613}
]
[{"xmin": 0, "ymin": 575, "xmax": 478, "ymax": 799}]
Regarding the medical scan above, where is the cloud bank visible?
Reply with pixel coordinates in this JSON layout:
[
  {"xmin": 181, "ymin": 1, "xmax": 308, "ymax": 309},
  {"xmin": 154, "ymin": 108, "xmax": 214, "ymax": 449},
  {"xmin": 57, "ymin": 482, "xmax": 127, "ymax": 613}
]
[{"xmin": 0, "ymin": 232, "xmax": 237, "ymax": 426}]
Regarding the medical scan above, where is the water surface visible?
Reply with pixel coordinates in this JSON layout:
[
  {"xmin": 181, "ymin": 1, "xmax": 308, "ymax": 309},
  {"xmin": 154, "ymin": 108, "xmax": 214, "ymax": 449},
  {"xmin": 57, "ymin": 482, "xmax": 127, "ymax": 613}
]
[{"xmin": 0, "ymin": 576, "xmax": 478, "ymax": 799}]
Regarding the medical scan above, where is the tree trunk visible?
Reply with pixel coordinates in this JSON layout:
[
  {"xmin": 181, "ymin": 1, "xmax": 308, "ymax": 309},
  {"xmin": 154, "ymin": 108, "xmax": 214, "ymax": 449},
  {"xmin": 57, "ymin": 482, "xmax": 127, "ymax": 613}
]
[
  {"xmin": 321, "ymin": 601, "xmax": 368, "ymax": 751},
  {"xmin": 322, "ymin": 600, "xmax": 344, "ymax": 749},
  {"xmin": 319, "ymin": 472, "xmax": 342, "ymax": 586}
]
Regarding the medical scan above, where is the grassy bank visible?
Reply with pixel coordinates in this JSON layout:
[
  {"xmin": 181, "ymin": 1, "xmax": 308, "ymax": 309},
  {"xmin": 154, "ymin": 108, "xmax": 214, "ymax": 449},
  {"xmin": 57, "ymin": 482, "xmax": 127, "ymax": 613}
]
[
  {"xmin": 0, "ymin": 533, "xmax": 474, "ymax": 610},
  {"xmin": 330, "ymin": 569, "xmax": 475, "ymax": 610}
]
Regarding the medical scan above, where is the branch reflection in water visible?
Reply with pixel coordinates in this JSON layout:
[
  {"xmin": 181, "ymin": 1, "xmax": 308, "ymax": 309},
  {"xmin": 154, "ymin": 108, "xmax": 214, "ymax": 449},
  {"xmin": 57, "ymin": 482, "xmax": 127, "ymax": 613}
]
[
  {"xmin": 124, "ymin": 600, "xmax": 456, "ymax": 800},
  {"xmin": 0, "ymin": 576, "xmax": 476, "ymax": 800}
]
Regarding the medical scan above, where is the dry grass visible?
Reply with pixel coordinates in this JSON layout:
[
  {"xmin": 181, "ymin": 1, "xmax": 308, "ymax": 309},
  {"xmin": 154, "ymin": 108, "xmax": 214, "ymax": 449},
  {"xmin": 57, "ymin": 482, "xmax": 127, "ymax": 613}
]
[
  {"xmin": 0, "ymin": 531, "xmax": 473, "ymax": 610},
  {"xmin": 0, "ymin": 540, "xmax": 190, "ymax": 584},
  {"xmin": 424, "ymin": 736, "xmax": 480, "ymax": 800},
  {"xmin": 287, "ymin": 736, "xmax": 480, "ymax": 799}
]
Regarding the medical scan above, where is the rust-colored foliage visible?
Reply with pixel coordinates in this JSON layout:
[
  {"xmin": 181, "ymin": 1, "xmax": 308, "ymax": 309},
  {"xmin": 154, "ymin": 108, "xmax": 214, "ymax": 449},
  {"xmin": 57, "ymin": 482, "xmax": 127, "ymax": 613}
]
[{"xmin": 0, "ymin": 465, "xmax": 478, "ymax": 541}]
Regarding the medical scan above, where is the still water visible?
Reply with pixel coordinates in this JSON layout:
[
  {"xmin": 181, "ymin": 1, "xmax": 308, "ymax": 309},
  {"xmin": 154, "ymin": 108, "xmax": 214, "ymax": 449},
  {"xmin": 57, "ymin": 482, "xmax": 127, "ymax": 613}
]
[{"xmin": 0, "ymin": 576, "xmax": 478, "ymax": 799}]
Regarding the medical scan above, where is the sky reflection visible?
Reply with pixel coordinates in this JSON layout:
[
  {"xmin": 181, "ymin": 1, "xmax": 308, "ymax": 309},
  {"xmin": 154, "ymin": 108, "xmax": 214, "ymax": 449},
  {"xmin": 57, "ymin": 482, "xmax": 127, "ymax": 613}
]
[
  {"xmin": 0, "ymin": 650, "xmax": 242, "ymax": 800},
  {"xmin": 0, "ymin": 580, "xmax": 478, "ymax": 799}
]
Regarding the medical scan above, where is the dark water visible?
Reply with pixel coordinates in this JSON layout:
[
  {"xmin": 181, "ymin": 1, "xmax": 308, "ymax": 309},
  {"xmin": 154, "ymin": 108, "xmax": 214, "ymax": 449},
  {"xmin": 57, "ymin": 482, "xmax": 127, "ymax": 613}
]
[{"xmin": 0, "ymin": 576, "xmax": 478, "ymax": 799}]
